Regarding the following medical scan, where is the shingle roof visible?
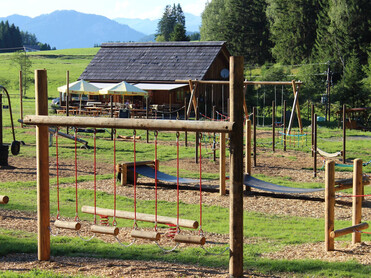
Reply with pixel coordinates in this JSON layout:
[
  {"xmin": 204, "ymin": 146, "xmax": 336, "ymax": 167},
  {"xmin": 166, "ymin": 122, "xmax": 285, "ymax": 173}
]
[{"xmin": 79, "ymin": 41, "xmax": 229, "ymax": 82}]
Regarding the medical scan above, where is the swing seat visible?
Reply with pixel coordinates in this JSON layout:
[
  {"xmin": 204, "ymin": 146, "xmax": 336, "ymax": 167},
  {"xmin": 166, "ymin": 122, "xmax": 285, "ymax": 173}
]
[
  {"xmin": 131, "ymin": 230, "xmax": 161, "ymax": 241},
  {"xmin": 54, "ymin": 220, "xmax": 81, "ymax": 231},
  {"xmin": 174, "ymin": 234, "xmax": 206, "ymax": 245},
  {"xmin": 90, "ymin": 224, "xmax": 119, "ymax": 236},
  {"xmin": 0, "ymin": 195, "xmax": 9, "ymax": 204}
]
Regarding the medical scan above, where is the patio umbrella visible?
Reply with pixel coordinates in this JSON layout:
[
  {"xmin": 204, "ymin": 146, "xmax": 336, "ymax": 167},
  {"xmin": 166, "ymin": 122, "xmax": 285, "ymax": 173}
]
[
  {"xmin": 58, "ymin": 80, "xmax": 100, "ymax": 113},
  {"xmin": 57, "ymin": 79, "xmax": 100, "ymax": 95},
  {"xmin": 98, "ymin": 81, "xmax": 148, "ymax": 96}
]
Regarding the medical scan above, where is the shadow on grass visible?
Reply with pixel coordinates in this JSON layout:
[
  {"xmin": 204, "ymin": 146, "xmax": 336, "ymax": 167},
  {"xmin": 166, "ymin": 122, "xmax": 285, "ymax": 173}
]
[{"xmin": 1, "ymin": 233, "xmax": 371, "ymax": 277}]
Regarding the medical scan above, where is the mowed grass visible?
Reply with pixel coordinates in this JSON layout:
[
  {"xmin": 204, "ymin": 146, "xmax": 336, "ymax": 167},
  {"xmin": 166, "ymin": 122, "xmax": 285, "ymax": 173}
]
[{"xmin": 0, "ymin": 48, "xmax": 371, "ymax": 277}]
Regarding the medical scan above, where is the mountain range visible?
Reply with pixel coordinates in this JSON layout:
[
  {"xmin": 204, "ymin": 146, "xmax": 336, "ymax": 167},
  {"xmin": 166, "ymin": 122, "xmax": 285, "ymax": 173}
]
[{"xmin": 0, "ymin": 10, "xmax": 201, "ymax": 49}]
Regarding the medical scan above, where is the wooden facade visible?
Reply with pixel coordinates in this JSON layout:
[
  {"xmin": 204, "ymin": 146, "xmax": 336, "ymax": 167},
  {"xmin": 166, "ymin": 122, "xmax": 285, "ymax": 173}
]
[{"xmin": 79, "ymin": 42, "xmax": 231, "ymax": 116}]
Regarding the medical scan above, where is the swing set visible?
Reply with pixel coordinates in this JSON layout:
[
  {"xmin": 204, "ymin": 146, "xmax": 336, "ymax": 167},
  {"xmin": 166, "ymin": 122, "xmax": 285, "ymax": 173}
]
[{"xmin": 26, "ymin": 59, "xmax": 245, "ymax": 277}]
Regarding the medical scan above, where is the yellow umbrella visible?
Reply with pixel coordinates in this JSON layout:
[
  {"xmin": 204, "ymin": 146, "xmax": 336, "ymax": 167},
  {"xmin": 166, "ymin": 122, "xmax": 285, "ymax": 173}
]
[
  {"xmin": 99, "ymin": 81, "xmax": 148, "ymax": 96},
  {"xmin": 58, "ymin": 80, "xmax": 100, "ymax": 95}
]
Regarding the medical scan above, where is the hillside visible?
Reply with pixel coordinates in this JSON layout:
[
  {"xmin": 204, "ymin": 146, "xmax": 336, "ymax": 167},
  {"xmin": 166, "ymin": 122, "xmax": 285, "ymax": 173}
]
[{"xmin": 0, "ymin": 10, "xmax": 146, "ymax": 49}]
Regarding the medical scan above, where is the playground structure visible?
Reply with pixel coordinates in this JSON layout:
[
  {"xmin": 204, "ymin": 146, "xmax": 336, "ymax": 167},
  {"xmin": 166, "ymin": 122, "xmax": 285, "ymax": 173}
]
[
  {"xmin": 49, "ymin": 127, "xmax": 89, "ymax": 149},
  {"xmin": 325, "ymin": 159, "xmax": 370, "ymax": 251},
  {"xmin": 23, "ymin": 57, "xmax": 245, "ymax": 277},
  {"xmin": 0, "ymin": 86, "xmax": 21, "ymax": 167}
]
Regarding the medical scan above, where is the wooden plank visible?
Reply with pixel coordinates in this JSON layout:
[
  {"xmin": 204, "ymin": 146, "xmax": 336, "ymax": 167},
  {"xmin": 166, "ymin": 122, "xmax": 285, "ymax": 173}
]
[
  {"xmin": 229, "ymin": 56, "xmax": 244, "ymax": 278},
  {"xmin": 81, "ymin": 206, "xmax": 198, "ymax": 229},
  {"xmin": 23, "ymin": 115, "xmax": 233, "ymax": 134},
  {"xmin": 352, "ymin": 159, "xmax": 363, "ymax": 243},
  {"xmin": 35, "ymin": 69, "xmax": 50, "ymax": 261},
  {"xmin": 325, "ymin": 161, "xmax": 335, "ymax": 251}
]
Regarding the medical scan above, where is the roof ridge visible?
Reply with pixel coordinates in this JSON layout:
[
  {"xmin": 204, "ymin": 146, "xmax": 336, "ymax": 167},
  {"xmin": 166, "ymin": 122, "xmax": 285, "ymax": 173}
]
[{"xmin": 101, "ymin": 41, "xmax": 226, "ymax": 48}]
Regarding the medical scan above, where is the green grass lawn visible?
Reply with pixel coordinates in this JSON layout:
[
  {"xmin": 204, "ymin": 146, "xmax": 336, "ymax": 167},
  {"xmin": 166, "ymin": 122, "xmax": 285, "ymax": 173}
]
[{"xmin": 1, "ymin": 48, "xmax": 371, "ymax": 277}]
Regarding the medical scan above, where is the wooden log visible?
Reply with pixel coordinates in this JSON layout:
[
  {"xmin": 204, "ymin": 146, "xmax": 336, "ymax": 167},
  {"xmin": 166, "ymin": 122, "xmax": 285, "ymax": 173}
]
[
  {"xmin": 174, "ymin": 234, "xmax": 206, "ymax": 245},
  {"xmin": 81, "ymin": 206, "xmax": 198, "ymax": 229},
  {"xmin": 0, "ymin": 195, "xmax": 9, "ymax": 204},
  {"xmin": 117, "ymin": 135, "xmax": 141, "ymax": 140},
  {"xmin": 54, "ymin": 220, "xmax": 81, "ymax": 231},
  {"xmin": 353, "ymin": 159, "xmax": 363, "ymax": 244},
  {"xmin": 35, "ymin": 69, "xmax": 50, "ymax": 261},
  {"xmin": 325, "ymin": 160, "xmax": 335, "ymax": 251},
  {"xmin": 131, "ymin": 230, "xmax": 161, "ymax": 241},
  {"xmin": 23, "ymin": 115, "xmax": 233, "ymax": 133},
  {"xmin": 330, "ymin": 222, "xmax": 369, "ymax": 238},
  {"xmin": 91, "ymin": 225, "xmax": 119, "ymax": 236}
]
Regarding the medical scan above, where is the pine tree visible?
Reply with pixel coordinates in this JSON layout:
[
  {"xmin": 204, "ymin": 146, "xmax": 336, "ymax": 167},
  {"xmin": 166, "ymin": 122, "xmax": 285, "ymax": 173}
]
[
  {"xmin": 156, "ymin": 4, "xmax": 188, "ymax": 42},
  {"xmin": 200, "ymin": 0, "xmax": 229, "ymax": 41},
  {"xmin": 201, "ymin": 0, "xmax": 272, "ymax": 65},
  {"xmin": 266, "ymin": 0, "xmax": 319, "ymax": 64},
  {"xmin": 225, "ymin": 0, "xmax": 272, "ymax": 65}
]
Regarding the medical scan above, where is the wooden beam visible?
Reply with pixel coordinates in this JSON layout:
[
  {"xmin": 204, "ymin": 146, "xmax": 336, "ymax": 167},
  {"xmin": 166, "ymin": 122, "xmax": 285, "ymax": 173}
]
[
  {"xmin": 176, "ymin": 80, "xmax": 303, "ymax": 86},
  {"xmin": 219, "ymin": 133, "xmax": 226, "ymax": 196},
  {"xmin": 331, "ymin": 223, "xmax": 369, "ymax": 239},
  {"xmin": 35, "ymin": 69, "xmax": 50, "ymax": 261},
  {"xmin": 292, "ymin": 80, "xmax": 303, "ymax": 133},
  {"xmin": 229, "ymin": 56, "xmax": 244, "ymax": 278},
  {"xmin": 23, "ymin": 115, "xmax": 234, "ymax": 133},
  {"xmin": 352, "ymin": 159, "xmax": 363, "ymax": 244},
  {"xmin": 81, "ymin": 206, "xmax": 198, "ymax": 229},
  {"xmin": 186, "ymin": 80, "xmax": 198, "ymax": 118},
  {"xmin": 325, "ymin": 160, "xmax": 335, "ymax": 251}
]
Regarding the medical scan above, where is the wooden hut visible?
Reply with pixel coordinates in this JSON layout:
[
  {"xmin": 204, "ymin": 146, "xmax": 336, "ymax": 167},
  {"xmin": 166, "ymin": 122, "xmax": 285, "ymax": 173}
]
[{"xmin": 79, "ymin": 42, "xmax": 231, "ymax": 117}]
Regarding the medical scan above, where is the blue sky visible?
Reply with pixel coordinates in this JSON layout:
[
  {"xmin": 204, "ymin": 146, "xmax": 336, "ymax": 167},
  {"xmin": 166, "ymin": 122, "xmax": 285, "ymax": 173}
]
[{"xmin": 0, "ymin": 0, "xmax": 209, "ymax": 19}]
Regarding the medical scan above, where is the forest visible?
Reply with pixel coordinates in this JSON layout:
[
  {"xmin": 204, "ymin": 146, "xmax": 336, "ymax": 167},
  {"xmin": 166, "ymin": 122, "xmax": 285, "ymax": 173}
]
[{"xmin": 199, "ymin": 0, "xmax": 370, "ymax": 113}]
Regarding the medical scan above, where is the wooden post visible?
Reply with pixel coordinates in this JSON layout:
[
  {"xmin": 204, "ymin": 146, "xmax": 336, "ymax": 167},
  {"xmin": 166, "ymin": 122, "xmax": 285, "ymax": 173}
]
[
  {"xmin": 245, "ymin": 119, "xmax": 251, "ymax": 175},
  {"xmin": 325, "ymin": 160, "xmax": 335, "ymax": 251},
  {"xmin": 313, "ymin": 114, "xmax": 317, "ymax": 177},
  {"xmin": 219, "ymin": 132, "xmax": 226, "ymax": 196},
  {"xmin": 146, "ymin": 97, "xmax": 149, "ymax": 143},
  {"xmin": 184, "ymin": 98, "xmax": 188, "ymax": 147},
  {"xmin": 66, "ymin": 71, "xmax": 69, "ymax": 134},
  {"xmin": 19, "ymin": 70, "xmax": 23, "ymax": 128},
  {"xmin": 342, "ymin": 104, "xmax": 346, "ymax": 163},
  {"xmin": 283, "ymin": 100, "xmax": 287, "ymax": 151},
  {"xmin": 311, "ymin": 104, "xmax": 314, "ymax": 157},
  {"xmin": 229, "ymin": 56, "xmax": 244, "ymax": 278},
  {"xmin": 213, "ymin": 105, "xmax": 216, "ymax": 162},
  {"xmin": 35, "ymin": 69, "xmax": 50, "ymax": 261},
  {"xmin": 253, "ymin": 107, "xmax": 257, "ymax": 167},
  {"xmin": 352, "ymin": 159, "xmax": 363, "ymax": 244},
  {"xmin": 195, "ymin": 98, "xmax": 199, "ymax": 164},
  {"xmin": 110, "ymin": 95, "xmax": 114, "ymax": 140},
  {"xmin": 272, "ymin": 100, "xmax": 275, "ymax": 152}
]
